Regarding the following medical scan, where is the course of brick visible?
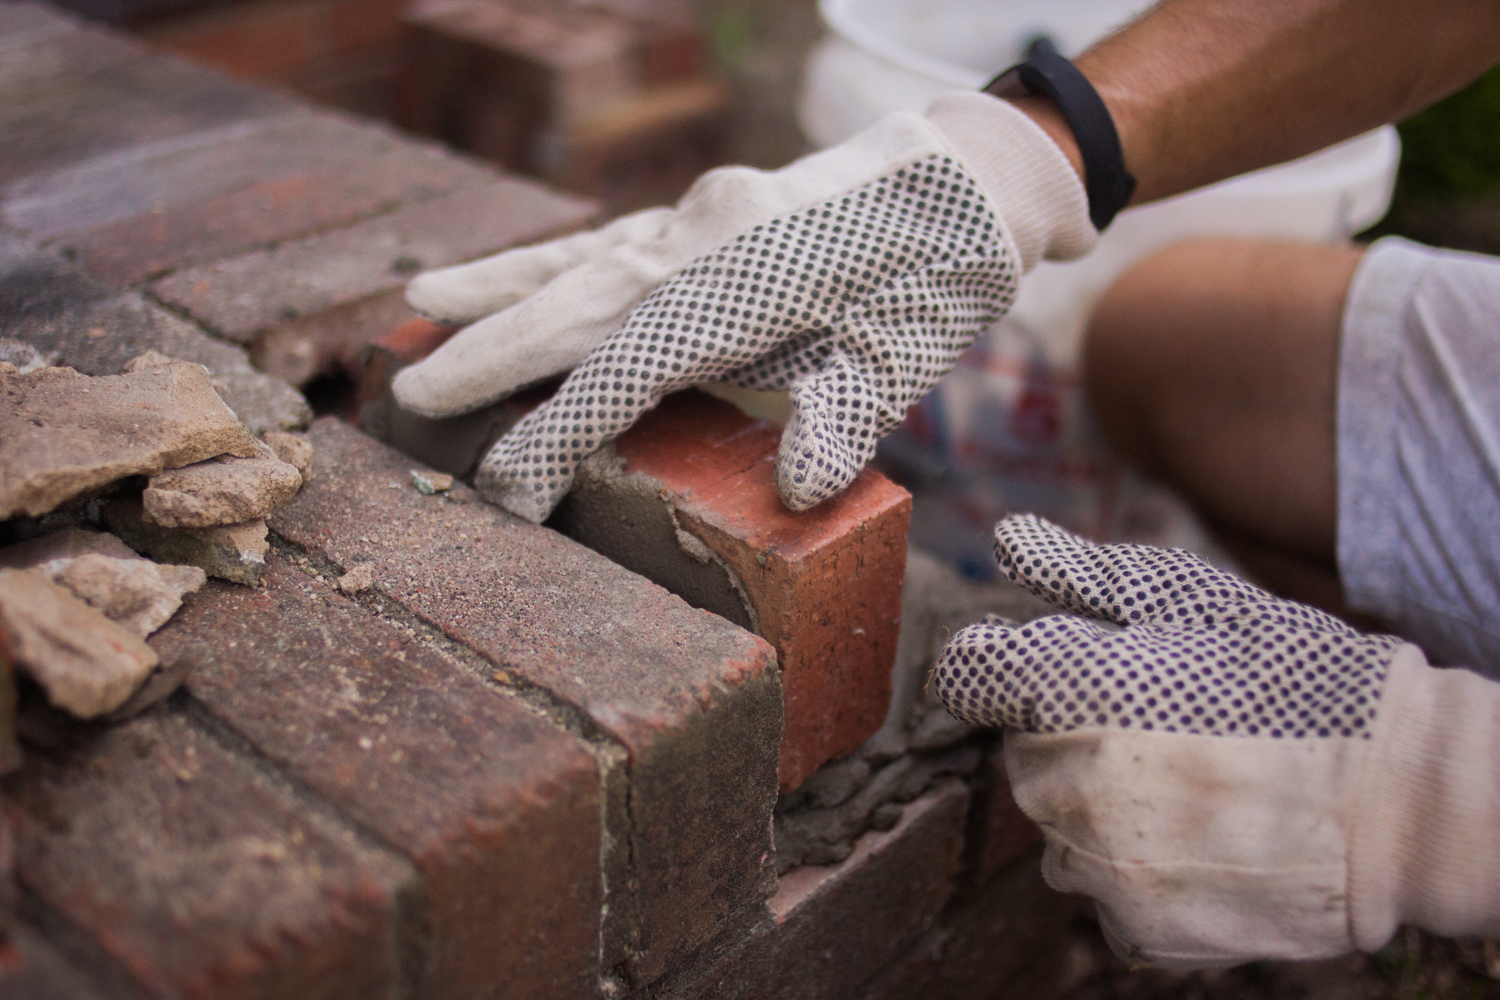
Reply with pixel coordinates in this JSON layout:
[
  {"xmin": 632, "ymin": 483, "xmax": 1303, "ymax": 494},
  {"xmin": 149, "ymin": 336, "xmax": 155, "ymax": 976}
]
[{"xmin": 0, "ymin": 4, "xmax": 1073, "ymax": 997}]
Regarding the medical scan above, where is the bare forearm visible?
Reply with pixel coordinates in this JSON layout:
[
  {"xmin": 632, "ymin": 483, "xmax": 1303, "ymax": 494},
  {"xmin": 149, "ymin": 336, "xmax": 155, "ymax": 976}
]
[{"xmin": 1021, "ymin": 0, "xmax": 1500, "ymax": 205}]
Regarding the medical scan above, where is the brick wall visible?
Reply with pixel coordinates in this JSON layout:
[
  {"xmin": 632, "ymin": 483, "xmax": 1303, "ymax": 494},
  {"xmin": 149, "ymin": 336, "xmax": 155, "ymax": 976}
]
[{"xmin": 0, "ymin": 4, "xmax": 1078, "ymax": 996}]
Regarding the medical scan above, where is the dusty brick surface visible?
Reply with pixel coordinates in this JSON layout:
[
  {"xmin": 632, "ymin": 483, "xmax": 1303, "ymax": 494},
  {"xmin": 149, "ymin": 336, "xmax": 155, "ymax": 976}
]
[
  {"xmin": 975, "ymin": 742, "xmax": 1042, "ymax": 882},
  {"xmin": 559, "ymin": 390, "xmax": 910, "ymax": 792},
  {"xmin": 0, "ymin": 231, "xmax": 309, "ymax": 434},
  {"xmin": 0, "ymin": 0, "xmax": 75, "ymax": 42},
  {"xmin": 4, "ymin": 109, "xmax": 497, "ymax": 284},
  {"xmin": 0, "ymin": 922, "xmax": 109, "ymax": 1000},
  {"xmin": 0, "ymin": 25, "xmax": 294, "ymax": 188},
  {"xmin": 860, "ymin": 847, "xmax": 1081, "ymax": 1000},
  {"xmin": 151, "ymin": 178, "xmax": 594, "ymax": 343},
  {"xmin": 156, "ymin": 558, "xmax": 605, "ymax": 999},
  {"xmin": 2, "ymin": 709, "xmax": 411, "ymax": 999},
  {"xmin": 669, "ymin": 782, "xmax": 969, "ymax": 1000},
  {"xmin": 269, "ymin": 418, "xmax": 782, "ymax": 988}
]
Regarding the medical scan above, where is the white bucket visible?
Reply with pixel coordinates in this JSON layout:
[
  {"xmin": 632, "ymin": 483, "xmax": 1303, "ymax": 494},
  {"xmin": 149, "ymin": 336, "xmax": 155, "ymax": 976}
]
[{"xmin": 800, "ymin": 0, "xmax": 1402, "ymax": 362}]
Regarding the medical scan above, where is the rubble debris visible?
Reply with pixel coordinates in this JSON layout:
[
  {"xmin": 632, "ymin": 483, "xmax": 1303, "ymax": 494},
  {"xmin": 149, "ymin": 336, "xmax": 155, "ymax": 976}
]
[
  {"xmin": 0, "ymin": 528, "xmax": 207, "ymax": 638},
  {"xmin": 0, "ymin": 339, "xmax": 53, "ymax": 374},
  {"xmin": 410, "ymin": 470, "xmax": 453, "ymax": 495},
  {"xmin": 121, "ymin": 348, "xmax": 177, "ymax": 373},
  {"xmin": 0, "ymin": 569, "xmax": 158, "ymax": 718},
  {"xmin": 105, "ymin": 498, "xmax": 269, "ymax": 586},
  {"xmin": 143, "ymin": 441, "xmax": 303, "ymax": 528},
  {"xmin": 0, "ymin": 360, "xmax": 262, "ymax": 519},
  {"xmin": 264, "ymin": 431, "xmax": 314, "ymax": 484},
  {"xmin": 336, "ymin": 562, "xmax": 374, "ymax": 595}
]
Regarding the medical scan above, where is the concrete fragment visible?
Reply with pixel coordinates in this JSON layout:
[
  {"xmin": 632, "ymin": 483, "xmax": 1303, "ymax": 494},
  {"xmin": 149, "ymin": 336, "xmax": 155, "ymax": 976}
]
[
  {"xmin": 46, "ymin": 554, "xmax": 205, "ymax": 638},
  {"xmin": 105, "ymin": 498, "xmax": 269, "ymax": 585},
  {"xmin": 0, "ymin": 360, "xmax": 261, "ymax": 519},
  {"xmin": 410, "ymin": 469, "xmax": 452, "ymax": 495},
  {"xmin": 121, "ymin": 348, "xmax": 175, "ymax": 373},
  {"xmin": 0, "ymin": 528, "xmax": 207, "ymax": 637},
  {"xmin": 335, "ymin": 562, "xmax": 372, "ymax": 595},
  {"xmin": 142, "ymin": 442, "xmax": 302, "ymax": 528},
  {"xmin": 263, "ymin": 430, "xmax": 313, "ymax": 484},
  {"xmin": 0, "ymin": 568, "xmax": 158, "ymax": 718}
]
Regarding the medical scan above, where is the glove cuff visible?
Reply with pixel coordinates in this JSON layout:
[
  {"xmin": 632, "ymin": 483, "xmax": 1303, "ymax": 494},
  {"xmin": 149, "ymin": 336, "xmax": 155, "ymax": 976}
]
[
  {"xmin": 924, "ymin": 91, "xmax": 1097, "ymax": 271},
  {"xmin": 1349, "ymin": 644, "xmax": 1500, "ymax": 949}
]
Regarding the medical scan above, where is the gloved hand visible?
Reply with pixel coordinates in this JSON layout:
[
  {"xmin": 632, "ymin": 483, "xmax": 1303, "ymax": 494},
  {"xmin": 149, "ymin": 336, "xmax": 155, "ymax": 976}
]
[
  {"xmin": 393, "ymin": 94, "xmax": 1094, "ymax": 522},
  {"xmin": 933, "ymin": 514, "xmax": 1500, "ymax": 969}
]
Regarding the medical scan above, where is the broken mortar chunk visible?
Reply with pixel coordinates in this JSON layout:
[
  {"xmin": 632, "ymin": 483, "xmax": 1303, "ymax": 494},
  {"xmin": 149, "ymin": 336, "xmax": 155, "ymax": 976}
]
[
  {"xmin": 0, "ymin": 360, "xmax": 262, "ymax": 519},
  {"xmin": 142, "ymin": 441, "xmax": 303, "ymax": 528},
  {"xmin": 336, "ymin": 563, "xmax": 373, "ymax": 595},
  {"xmin": 0, "ymin": 569, "xmax": 158, "ymax": 718},
  {"xmin": 263, "ymin": 431, "xmax": 314, "ymax": 484},
  {"xmin": 104, "ymin": 497, "xmax": 269, "ymax": 585},
  {"xmin": 410, "ymin": 470, "xmax": 453, "ymax": 495}
]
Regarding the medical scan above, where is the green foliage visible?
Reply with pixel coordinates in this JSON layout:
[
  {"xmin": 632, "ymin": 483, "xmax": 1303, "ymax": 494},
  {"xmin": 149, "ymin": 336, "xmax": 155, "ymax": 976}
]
[{"xmin": 1396, "ymin": 63, "xmax": 1500, "ymax": 202}]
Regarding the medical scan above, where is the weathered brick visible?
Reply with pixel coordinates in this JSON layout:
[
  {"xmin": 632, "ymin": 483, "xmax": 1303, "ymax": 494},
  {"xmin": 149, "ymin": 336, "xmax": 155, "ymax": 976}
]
[
  {"xmin": 151, "ymin": 177, "xmax": 595, "ymax": 343},
  {"xmin": 0, "ymin": 921, "xmax": 110, "ymax": 1000},
  {"xmin": 156, "ymin": 558, "xmax": 604, "ymax": 1000},
  {"xmin": 860, "ymin": 846, "xmax": 1081, "ymax": 1000},
  {"xmin": 974, "ymin": 743, "xmax": 1041, "ymax": 882},
  {"xmin": 554, "ymin": 390, "xmax": 910, "ymax": 793},
  {"xmin": 0, "ymin": 26, "xmax": 294, "ymax": 187},
  {"xmin": 140, "ymin": 2, "xmax": 318, "ymax": 81},
  {"xmin": 0, "ymin": 232, "xmax": 309, "ymax": 434},
  {"xmin": 268, "ymin": 418, "xmax": 782, "ymax": 988},
  {"xmin": 669, "ymin": 782, "xmax": 969, "ymax": 1000},
  {"xmin": 2, "ymin": 709, "xmax": 411, "ymax": 999},
  {"xmin": 0, "ymin": 0, "xmax": 75, "ymax": 46},
  {"xmin": 3, "ymin": 109, "xmax": 498, "ymax": 284}
]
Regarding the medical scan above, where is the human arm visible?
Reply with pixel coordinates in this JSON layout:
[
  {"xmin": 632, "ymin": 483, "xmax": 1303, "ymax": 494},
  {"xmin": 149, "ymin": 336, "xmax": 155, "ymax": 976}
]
[{"xmin": 1017, "ymin": 0, "xmax": 1500, "ymax": 204}]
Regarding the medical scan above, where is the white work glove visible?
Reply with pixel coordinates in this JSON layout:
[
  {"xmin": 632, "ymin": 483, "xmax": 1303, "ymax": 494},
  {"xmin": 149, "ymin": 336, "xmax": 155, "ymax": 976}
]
[
  {"xmin": 933, "ymin": 514, "xmax": 1500, "ymax": 969},
  {"xmin": 393, "ymin": 94, "xmax": 1094, "ymax": 522}
]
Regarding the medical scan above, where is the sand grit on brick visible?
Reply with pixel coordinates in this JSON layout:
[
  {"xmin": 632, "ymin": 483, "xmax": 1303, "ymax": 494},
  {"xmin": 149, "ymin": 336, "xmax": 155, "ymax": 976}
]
[{"xmin": 157, "ymin": 558, "xmax": 604, "ymax": 999}]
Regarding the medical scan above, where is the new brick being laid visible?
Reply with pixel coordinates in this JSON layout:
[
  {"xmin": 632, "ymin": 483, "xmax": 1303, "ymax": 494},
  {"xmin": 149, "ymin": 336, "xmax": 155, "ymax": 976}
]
[{"xmin": 0, "ymin": 2, "xmax": 1076, "ymax": 997}]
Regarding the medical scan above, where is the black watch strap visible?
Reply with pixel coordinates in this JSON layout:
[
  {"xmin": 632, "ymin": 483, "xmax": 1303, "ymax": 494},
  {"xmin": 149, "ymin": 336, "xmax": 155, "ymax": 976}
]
[{"xmin": 983, "ymin": 40, "xmax": 1136, "ymax": 231}]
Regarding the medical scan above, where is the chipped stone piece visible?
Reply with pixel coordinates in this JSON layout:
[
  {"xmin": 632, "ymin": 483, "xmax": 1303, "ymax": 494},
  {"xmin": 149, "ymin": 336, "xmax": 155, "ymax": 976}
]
[
  {"xmin": 121, "ymin": 349, "xmax": 179, "ymax": 373},
  {"xmin": 410, "ymin": 470, "xmax": 453, "ymax": 495},
  {"xmin": 142, "ymin": 442, "xmax": 302, "ymax": 528},
  {"xmin": 336, "ymin": 563, "xmax": 373, "ymax": 595},
  {"xmin": 0, "ymin": 361, "xmax": 261, "ymax": 519},
  {"xmin": 0, "ymin": 569, "xmax": 158, "ymax": 718},
  {"xmin": 263, "ymin": 431, "xmax": 314, "ymax": 484},
  {"xmin": 0, "ymin": 529, "xmax": 206, "ymax": 637},
  {"xmin": 48, "ymin": 555, "xmax": 205, "ymax": 638},
  {"xmin": 104, "ymin": 499, "xmax": 269, "ymax": 585}
]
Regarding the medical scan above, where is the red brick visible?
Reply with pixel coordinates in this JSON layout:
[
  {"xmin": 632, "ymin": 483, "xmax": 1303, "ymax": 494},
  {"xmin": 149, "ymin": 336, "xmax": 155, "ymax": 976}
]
[
  {"xmin": 860, "ymin": 845, "xmax": 1081, "ymax": 1000},
  {"xmin": 2, "ymin": 709, "xmax": 410, "ymax": 999},
  {"xmin": 156, "ymin": 559, "xmax": 604, "ymax": 1000},
  {"xmin": 142, "ymin": 4, "xmax": 318, "ymax": 82},
  {"xmin": 327, "ymin": 0, "xmax": 407, "ymax": 55},
  {"xmin": 249, "ymin": 287, "xmax": 416, "ymax": 391},
  {"xmin": 563, "ymin": 390, "xmax": 910, "ymax": 793},
  {"xmin": 268, "ymin": 419, "xmax": 782, "ymax": 989},
  {"xmin": 672, "ymin": 783, "xmax": 969, "ymax": 1000},
  {"xmin": 4, "ymin": 110, "xmax": 497, "ymax": 285},
  {"xmin": 546, "ymin": 78, "xmax": 730, "ymax": 214},
  {"xmin": 0, "ymin": 922, "xmax": 110, "ymax": 1000},
  {"xmin": 151, "ymin": 177, "xmax": 595, "ymax": 343},
  {"xmin": 0, "ymin": 26, "xmax": 295, "ymax": 187},
  {"xmin": 975, "ymin": 743, "xmax": 1041, "ymax": 882}
]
